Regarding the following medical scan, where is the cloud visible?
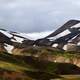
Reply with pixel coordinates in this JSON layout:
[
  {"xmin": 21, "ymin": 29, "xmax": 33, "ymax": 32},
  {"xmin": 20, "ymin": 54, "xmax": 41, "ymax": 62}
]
[{"xmin": 0, "ymin": 0, "xmax": 80, "ymax": 33}]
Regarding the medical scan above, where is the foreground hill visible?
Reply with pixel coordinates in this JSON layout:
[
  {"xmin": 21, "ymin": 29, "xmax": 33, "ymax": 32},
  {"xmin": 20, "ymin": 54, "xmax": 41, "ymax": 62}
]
[
  {"xmin": 11, "ymin": 46, "xmax": 80, "ymax": 67},
  {"xmin": 0, "ymin": 47, "xmax": 80, "ymax": 80}
]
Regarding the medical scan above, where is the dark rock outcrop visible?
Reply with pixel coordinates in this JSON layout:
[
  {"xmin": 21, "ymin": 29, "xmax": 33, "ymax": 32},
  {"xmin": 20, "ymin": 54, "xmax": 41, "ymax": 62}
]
[
  {"xmin": 0, "ymin": 32, "xmax": 12, "ymax": 45},
  {"xmin": 45, "ymin": 20, "xmax": 80, "ymax": 38}
]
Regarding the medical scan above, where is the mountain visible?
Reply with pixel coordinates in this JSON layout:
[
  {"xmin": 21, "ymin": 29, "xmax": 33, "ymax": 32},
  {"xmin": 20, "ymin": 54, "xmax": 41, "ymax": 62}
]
[
  {"xmin": 1, "ymin": 19, "xmax": 80, "ymax": 53},
  {"xmin": 45, "ymin": 20, "xmax": 80, "ymax": 38},
  {"xmin": 34, "ymin": 20, "xmax": 80, "ymax": 51},
  {"xmin": 0, "ymin": 29, "xmax": 35, "ymax": 53},
  {"xmin": 46, "ymin": 20, "xmax": 80, "ymax": 42},
  {"xmin": 0, "ymin": 20, "xmax": 80, "ymax": 79}
]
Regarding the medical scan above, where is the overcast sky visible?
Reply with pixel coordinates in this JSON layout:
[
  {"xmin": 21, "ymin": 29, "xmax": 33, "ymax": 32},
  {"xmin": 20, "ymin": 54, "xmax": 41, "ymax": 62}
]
[{"xmin": 0, "ymin": 0, "xmax": 80, "ymax": 33}]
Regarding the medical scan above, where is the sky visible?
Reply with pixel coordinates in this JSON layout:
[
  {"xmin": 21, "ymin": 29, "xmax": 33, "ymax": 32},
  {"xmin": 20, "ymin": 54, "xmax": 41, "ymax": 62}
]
[{"xmin": 0, "ymin": 0, "xmax": 80, "ymax": 33}]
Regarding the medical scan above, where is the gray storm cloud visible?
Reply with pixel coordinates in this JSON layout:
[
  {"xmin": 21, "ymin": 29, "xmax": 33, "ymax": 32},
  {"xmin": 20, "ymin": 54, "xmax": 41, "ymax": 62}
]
[{"xmin": 0, "ymin": 0, "xmax": 80, "ymax": 33}]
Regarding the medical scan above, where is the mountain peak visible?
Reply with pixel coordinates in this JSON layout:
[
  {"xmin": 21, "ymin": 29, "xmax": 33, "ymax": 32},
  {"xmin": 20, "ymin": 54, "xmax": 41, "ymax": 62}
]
[
  {"xmin": 0, "ymin": 29, "xmax": 34, "ymax": 53},
  {"xmin": 1, "ymin": 19, "xmax": 80, "ymax": 53}
]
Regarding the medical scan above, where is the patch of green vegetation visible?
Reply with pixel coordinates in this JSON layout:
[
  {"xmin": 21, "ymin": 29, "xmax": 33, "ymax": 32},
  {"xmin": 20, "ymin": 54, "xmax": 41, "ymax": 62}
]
[
  {"xmin": 0, "ymin": 52, "xmax": 39, "ymax": 73},
  {"xmin": 0, "ymin": 47, "xmax": 80, "ymax": 80},
  {"xmin": 24, "ymin": 46, "xmax": 80, "ymax": 60}
]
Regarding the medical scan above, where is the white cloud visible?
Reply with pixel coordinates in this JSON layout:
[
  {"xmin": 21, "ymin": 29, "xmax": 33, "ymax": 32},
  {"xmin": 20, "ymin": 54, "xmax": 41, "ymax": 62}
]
[{"xmin": 0, "ymin": 0, "xmax": 80, "ymax": 32}]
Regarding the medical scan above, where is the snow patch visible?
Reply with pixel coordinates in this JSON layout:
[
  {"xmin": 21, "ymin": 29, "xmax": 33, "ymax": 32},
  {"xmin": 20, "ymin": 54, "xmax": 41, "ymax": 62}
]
[
  {"xmin": 71, "ymin": 23, "xmax": 80, "ymax": 28},
  {"xmin": 0, "ymin": 30, "xmax": 12, "ymax": 38},
  {"xmin": 11, "ymin": 32, "xmax": 33, "ymax": 40},
  {"xmin": 52, "ymin": 44, "xmax": 58, "ymax": 47},
  {"xmin": 48, "ymin": 29, "xmax": 71, "ymax": 41},
  {"xmin": 63, "ymin": 45, "xmax": 67, "ymax": 50},
  {"xmin": 77, "ymin": 42, "xmax": 80, "ymax": 45},
  {"xmin": 27, "ymin": 31, "xmax": 53, "ymax": 40},
  {"xmin": 4, "ymin": 43, "xmax": 14, "ymax": 53},
  {"xmin": 11, "ymin": 36, "xmax": 24, "ymax": 43}
]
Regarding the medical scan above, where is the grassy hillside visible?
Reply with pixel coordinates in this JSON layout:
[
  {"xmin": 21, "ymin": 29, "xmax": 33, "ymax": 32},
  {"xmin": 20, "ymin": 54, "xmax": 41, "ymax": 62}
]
[
  {"xmin": 0, "ymin": 47, "xmax": 80, "ymax": 80},
  {"xmin": 0, "ymin": 52, "xmax": 61, "ymax": 80}
]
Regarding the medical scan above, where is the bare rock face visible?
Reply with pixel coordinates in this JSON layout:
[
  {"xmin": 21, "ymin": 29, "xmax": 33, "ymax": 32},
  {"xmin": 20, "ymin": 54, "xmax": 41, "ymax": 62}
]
[
  {"xmin": 34, "ymin": 39, "xmax": 52, "ymax": 46},
  {"xmin": 12, "ymin": 47, "xmax": 35, "ymax": 56},
  {"xmin": 12, "ymin": 46, "xmax": 80, "ymax": 68},
  {"xmin": 0, "ymin": 32, "xmax": 12, "ymax": 45},
  {"xmin": 63, "ymin": 43, "xmax": 77, "ymax": 51},
  {"xmin": 39, "ymin": 54, "xmax": 80, "ymax": 67},
  {"xmin": 12, "ymin": 48, "xmax": 23, "ymax": 55},
  {"xmin": 0, "ymin": 43, "xmax": 7, "ymax": 53},
  {"xmin": 22, "ymin": 40, "xmax": 34, "ymax": 46},
  {"xmin": 63, "ymin": 43, "xmax": 80, "ymax": 52}
]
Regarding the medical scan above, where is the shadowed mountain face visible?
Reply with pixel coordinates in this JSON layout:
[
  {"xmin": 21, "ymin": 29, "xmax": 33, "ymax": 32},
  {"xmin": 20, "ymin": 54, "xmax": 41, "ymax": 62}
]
[
  {"xmin": 50, "ymin": 29, "xmax": 80, "ymax": 49},
  {"xmin": 45, "ymin": 20, "xmax": 80, "ymax": 38},
  {"xmin": 34, "ymin": 20, "xmax": 80, "ymax": 50},
  {"xmin": 1, "ymin": 19, "xmax": 80, "ymax": 53},
  {"xmin": 0, "ymin": 32, "xmax": 12, "ymax": 45},
  {"xmin": 34, "ymin": 38, "xmax": 52, "ymax": 46},
  {"xmin": 0, "ymin": 29, "xmax": 35, "ymax": 53},
  {"xmin": 70, "ymin": 33, "xmax": 80, "ymax": 44},
  {"xmin": 46, "ymin": 20, "xmax": 80, "ymax": 43}
]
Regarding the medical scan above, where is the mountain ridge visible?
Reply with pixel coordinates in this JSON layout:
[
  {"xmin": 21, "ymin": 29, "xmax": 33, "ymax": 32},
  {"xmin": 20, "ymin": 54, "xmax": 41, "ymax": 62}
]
[{"xmin": 1, "ymin": 19, "xmax": 80, "ymax": 53}]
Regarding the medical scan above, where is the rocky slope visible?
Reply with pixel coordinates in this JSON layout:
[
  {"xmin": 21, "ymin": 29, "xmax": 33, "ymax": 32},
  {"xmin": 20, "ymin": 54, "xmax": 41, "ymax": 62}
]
[
  {"xmin": 11, "ymin": 46, "xmax": 80, "ymax": 67},
  {"xmin": 1, "ymin": 20, "xmax": 80, "ymax": 54},
  {"xmin": 0, "ymin": 29, "xmax": 35, "ymax": 53},
  {"xmin": 35, "ymin": 20, "xmax": 80, "ymax": 51},
  {"xmin": 0, "ymin": 51, "xmax": 80, "ymax": 80}
]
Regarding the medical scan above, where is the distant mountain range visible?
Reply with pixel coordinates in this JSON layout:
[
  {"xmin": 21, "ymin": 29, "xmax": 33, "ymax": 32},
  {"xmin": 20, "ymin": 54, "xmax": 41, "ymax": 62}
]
[{"xmin": 1, "ymin": 19, "xmax": 80, "ymax": 53}]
